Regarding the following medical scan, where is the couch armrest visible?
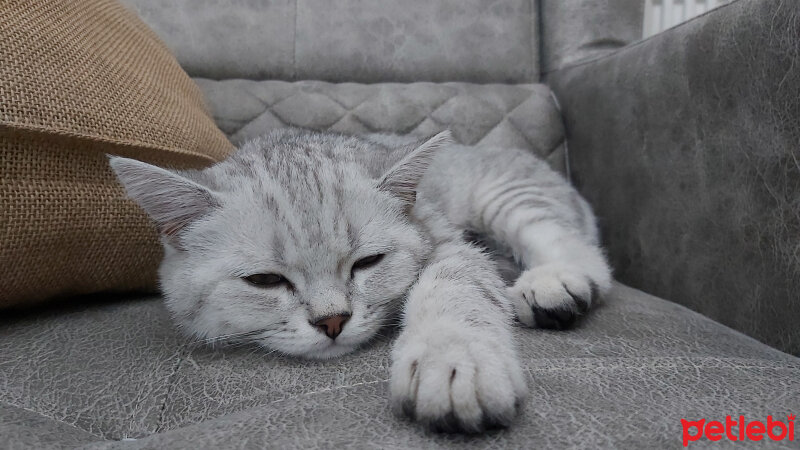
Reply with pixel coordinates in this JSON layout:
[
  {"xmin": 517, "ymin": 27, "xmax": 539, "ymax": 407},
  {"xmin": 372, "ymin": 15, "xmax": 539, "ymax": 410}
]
[
  {"xmin": 547, "ymin": 0, "xmax": 800, "ymax": 355},
  {"xmin": 540, "ymin": 0, "xmax": 644, "ymax": 74}
]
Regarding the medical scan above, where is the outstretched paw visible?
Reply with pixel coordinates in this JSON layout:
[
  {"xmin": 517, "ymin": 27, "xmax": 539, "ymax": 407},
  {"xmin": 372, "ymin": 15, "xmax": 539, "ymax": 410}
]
[
  {"xmin": 508, "ymin": 264, "xmax": 599, "ymax": 330},
  {"xmin": 390, "ymin": 326, "xmax": 527, "ymax": 433}
]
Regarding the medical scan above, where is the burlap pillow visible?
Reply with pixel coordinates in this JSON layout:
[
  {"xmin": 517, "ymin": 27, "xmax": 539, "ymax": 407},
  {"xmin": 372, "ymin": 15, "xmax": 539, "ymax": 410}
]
[{"xmin": 0, "ymin": 0, "xmax": 234, "ymax": 307}]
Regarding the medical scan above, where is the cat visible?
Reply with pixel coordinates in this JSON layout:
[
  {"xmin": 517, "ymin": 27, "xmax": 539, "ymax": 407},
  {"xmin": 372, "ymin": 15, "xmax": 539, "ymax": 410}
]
[{"xmin": 109, "ymin": 128, "xmax": 612, "ymax": 433}]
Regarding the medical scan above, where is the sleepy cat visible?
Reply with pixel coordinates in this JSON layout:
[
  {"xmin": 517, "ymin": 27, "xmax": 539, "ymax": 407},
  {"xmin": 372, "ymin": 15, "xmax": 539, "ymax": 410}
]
[{"xmin": 109, "ymin": 128, "xmax": 611, "ymax": 433}]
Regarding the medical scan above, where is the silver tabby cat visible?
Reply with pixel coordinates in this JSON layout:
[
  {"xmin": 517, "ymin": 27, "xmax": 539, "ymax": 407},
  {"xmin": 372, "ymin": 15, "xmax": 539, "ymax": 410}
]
[{"xmin": 110, "ymin": 128, "xmax": 611, "ymax": 432}]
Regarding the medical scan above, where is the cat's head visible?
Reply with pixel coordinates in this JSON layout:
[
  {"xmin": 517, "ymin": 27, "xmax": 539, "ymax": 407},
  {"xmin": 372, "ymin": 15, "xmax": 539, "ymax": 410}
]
[{"xmin": 110, "ymin": 129, "xmax": 450, "ymax": 359}]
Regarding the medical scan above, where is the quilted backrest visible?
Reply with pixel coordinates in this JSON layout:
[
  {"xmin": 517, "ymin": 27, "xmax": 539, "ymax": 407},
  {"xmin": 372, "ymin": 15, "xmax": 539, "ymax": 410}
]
[
  {"xmin": 196, "ymin": 79, "xmax": 569, "ymax": 173},
  {"xmin": 120, "ymin": 0, "xmax": 541, "ymax": 83},
  {"xmin": 116, "ymin": 0, "xmax": 645, "ymax": 178}
]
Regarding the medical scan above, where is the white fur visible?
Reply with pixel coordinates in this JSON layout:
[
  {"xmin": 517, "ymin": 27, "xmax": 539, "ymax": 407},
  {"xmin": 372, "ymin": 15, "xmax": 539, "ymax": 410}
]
[{"xmin": 110, "ymin": 128, "xmax": 612, "ymax": 432}]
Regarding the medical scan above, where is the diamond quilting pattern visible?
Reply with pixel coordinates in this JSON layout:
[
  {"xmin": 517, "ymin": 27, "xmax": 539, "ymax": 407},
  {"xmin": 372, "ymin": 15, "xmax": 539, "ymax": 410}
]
[
  {"xmin": 271, "ymin": 91, "xmax": 346, "ymax": 129},
  {"xmin": 194, "ymin": 79, "xmax": 565, "ymax": 165}
]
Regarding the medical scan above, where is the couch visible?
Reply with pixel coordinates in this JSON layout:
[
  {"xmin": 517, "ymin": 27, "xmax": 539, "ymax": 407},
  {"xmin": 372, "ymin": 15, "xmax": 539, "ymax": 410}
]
[{"xmin": 2, "ymin": 0, "xmax": 799, "ymax": 448}]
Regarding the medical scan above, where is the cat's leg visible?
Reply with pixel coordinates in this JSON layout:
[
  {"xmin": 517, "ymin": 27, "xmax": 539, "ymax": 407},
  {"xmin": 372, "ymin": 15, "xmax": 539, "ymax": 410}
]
[
  {"xmin": 473, "ymin": 164, "xmax": 612, "ymax": 330},
  {"xmin": 390, "ymin": 237, "xmax": 527, "ymax": 432},
  {"xmin": 504, "ymin": 219, "xmax": 611, "ymax": 329},
  {"xmin": 421, "ymin": 145, "xmax": 612, "ymax": 329}
]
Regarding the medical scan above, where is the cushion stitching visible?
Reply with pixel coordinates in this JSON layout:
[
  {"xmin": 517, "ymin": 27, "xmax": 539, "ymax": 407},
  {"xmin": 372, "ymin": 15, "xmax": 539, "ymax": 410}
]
[
  {"xmin": 524, "ymin": 363, "xmax": 800, "ymax": 372},
  {"xmin": 291, "ymin": 0, "xmax": 298, "ymax": 80},
  {"xmin": 267, "ymin": 357, "xmax": 799, "ymax": 404},
  {"xmin": 229, "ymin": 109, "xmax": 286, "ymax": 138},
  {"xmin": 267, "ymin": 379, "xmax": 389, "ymax": 406},
  {"xmin": 181, "ymin": 357, "xmax": 800, "ymax": 416},
  {"xmin": 498, "ymin": 92, "xmax": 540, "ymax": 149},
  {"xmin": 153, "ymin": 344, "xmax": 189, "ymax": 434},
  {"xmin": 198, "ymin": 81, "xmax": 563, "ymax": 152}
]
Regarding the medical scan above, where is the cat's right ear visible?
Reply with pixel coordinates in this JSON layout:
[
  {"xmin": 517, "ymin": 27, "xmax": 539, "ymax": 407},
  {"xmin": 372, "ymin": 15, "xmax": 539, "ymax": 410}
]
[
  {"xmin": 378, "ymin": 130, "xmax": 452, "ymax": 207},
  {"xmin": 108, "ymin": 156, "xmax": 218, "ymax": 238}
]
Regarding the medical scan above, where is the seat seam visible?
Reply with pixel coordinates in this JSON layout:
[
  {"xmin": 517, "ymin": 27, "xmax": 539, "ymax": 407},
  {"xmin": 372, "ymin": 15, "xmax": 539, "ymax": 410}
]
[
  {"xmin": 153, "ymin": 344, "xmax": 189, "ymax": 434},
  {"xmin": 142, "ymin": 355, "xmax": 800, "ymax": 435},
  {"xmin": 267, "ymin": 379, "xmax": 389, "ymax": 406},
  {"xmin": 522, "ymin": 356, "xmax": 800, "ymax": 371},
  {"xmin": 261, "ymin": 356, "xmax": 799, "ymax": 405},
  {"xmin": 151, "ymin": 353, "xmax": 800, "ymax": 433},
  {"xmin": 291, "ymin": 0, "xmax": 298, "ymax": 80}
]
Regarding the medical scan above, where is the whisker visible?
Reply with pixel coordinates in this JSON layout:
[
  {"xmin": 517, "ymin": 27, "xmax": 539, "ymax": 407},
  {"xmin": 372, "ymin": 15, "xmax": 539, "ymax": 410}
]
[{"xmin": 194, "ymin": 326, "xmax": 285, "ymax": 346}]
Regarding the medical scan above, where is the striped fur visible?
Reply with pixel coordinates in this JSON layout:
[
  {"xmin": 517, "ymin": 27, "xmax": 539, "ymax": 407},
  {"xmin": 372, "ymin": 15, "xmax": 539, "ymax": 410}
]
[{"xmin": 110, "ymin": 128, "xmax": 611, "ymax": 432}]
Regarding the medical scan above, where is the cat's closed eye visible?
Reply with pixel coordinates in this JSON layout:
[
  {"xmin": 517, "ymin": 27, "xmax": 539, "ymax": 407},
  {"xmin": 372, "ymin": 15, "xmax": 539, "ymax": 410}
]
[
  {"xmin": 243, "ymin": 273, "xmax": 291, "ymax": 288},
  {"xmin": 351, "ymin": 254, "xmax": 385, "ymax": 276}
]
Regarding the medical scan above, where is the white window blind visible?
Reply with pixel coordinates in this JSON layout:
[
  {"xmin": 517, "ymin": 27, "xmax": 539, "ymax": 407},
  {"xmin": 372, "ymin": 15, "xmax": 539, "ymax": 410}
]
[{"xmin": 643, "ymin": 0, "xmax": 733, "ymax": 37}]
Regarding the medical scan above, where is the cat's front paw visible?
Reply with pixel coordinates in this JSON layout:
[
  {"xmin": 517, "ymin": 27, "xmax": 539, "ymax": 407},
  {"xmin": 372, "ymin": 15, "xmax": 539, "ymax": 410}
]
[
  {"xmin": 509, "ymin": 263, "xmax": 603, "ymax": 330},
  {"xmin": 390, "ymin": 325, "xmax": 527, "ymax": 433}
]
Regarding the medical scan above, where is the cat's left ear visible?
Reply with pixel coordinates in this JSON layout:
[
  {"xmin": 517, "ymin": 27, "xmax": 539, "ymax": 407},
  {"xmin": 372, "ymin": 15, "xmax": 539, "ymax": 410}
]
[
  {"xmin": 378, "ymin": 130, "xmax": 453, "ymax": 207},
  {"xmin": 108, "ymin": 156, "xmax": 219, "ymax": 239}
]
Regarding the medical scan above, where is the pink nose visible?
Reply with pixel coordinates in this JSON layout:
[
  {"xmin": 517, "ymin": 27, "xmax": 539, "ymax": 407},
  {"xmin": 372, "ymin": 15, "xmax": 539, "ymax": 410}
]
[{"xmin": 313, "ymin": 314, "xmax": 350, "ymax": 339}]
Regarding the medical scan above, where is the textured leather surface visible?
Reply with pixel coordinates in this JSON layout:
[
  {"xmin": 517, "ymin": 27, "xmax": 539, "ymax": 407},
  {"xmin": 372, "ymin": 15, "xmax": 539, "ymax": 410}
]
[
  {"xmin": 5, "ymin": 0, "xmax": 800, "ymax": 446},
  {"xmin": 93, "ymin": 353, "xmax": 800, "ymax": 450},
  {"xmin": 548, "ymin": 0, "xmax": 800, "ymax": 356},
  {"xmin": 0, "ymin": 402, "xmax": 100, "ymax": 449},
  {"xmin": 3, "ymin": 284, "xmax": 798, "ymax": 448},
  {"xmin": 0, "ymin": 295, "xmax": 180, "ymax": 439},
  {"xmin": 194, "ymin": 79, "xmax": 569, "ymax": 173},
  {"xmin": 121, "ymin": 0, "xmax": 540, "ymax": 83},
  {"xmin": 540, "ymin": 0, "xmax": 644, "ymax": 73}
]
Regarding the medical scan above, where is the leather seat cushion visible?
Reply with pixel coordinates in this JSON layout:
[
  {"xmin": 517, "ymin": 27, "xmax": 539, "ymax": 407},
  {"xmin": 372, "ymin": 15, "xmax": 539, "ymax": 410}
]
[{"xmin": 2, "ymin": 283, "xmax": 798, "ymax": 447}]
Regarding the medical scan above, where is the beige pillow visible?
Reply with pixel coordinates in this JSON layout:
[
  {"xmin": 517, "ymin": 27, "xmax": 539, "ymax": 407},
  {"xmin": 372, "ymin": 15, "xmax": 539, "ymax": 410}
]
[{"xmin": 0, "ymin": 0, "xmax": 234, "ymax": 307}]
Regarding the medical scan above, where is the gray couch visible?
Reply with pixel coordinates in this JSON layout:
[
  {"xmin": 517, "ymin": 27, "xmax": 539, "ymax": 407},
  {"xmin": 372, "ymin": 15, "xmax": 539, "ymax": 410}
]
[{"xmin": 2, "ymin": 0, "xmax": 799, "ymax": 448}]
